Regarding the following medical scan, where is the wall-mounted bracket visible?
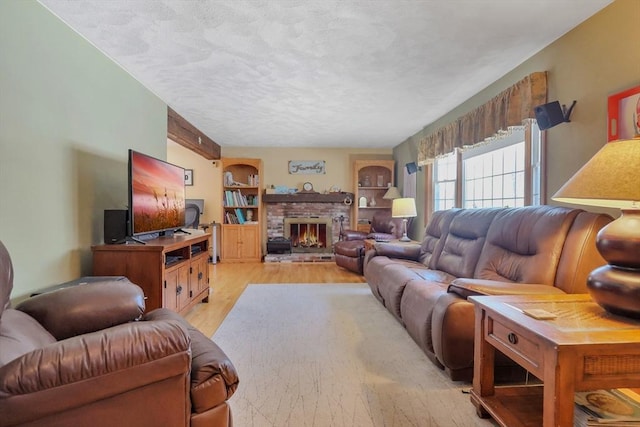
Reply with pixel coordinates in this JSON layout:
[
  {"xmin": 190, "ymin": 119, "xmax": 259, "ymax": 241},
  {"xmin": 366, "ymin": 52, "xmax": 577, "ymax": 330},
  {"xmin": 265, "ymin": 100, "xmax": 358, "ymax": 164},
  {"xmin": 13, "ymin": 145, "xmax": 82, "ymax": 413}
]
[{"xmin": 562, "ymin": 100, "xmax": 577, "ymax": 122}]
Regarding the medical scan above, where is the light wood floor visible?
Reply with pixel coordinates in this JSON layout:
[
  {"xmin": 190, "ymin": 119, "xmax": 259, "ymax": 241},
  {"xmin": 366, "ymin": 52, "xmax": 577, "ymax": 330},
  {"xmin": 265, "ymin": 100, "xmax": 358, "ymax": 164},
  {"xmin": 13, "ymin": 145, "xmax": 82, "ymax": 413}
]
[{"xmin": 184, "ymin": 262, "xmax": 365, "ymax": 337}]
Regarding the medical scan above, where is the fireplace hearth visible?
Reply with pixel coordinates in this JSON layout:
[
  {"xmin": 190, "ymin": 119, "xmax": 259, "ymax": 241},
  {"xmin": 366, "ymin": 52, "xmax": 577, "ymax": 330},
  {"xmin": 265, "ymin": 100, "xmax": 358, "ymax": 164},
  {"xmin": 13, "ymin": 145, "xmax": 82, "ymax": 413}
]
[{"xmin": 284, "ymin": 217, "xmax": 332, "ymax": 253}]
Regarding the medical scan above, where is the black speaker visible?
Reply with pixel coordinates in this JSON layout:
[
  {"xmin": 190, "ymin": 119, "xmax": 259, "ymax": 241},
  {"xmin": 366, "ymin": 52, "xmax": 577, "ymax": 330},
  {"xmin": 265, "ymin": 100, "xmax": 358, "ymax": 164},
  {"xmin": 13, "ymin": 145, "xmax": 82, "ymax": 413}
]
[
  {"xmin": 104, "ymin": 209, "xmax": 128, "ymax": 244},
  {"xmin": 534, "ymin": 101, "xmax": 565, "ymax": 130},
  {"xmin": 406, "ymin": 162, "xmax": 420, "ymax": 174}
]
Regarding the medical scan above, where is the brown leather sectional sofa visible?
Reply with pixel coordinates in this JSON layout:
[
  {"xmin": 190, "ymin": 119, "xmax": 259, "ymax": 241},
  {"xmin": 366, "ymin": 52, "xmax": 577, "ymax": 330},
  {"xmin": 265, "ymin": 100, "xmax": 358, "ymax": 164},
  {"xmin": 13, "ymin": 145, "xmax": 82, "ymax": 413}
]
[
  {"xmin": 0, "ymin": 240, "xmax": 238, "ymax": 427},
  {"xmin": 363, "ymin": 206, "xmax": 612, "ymax": 381}
]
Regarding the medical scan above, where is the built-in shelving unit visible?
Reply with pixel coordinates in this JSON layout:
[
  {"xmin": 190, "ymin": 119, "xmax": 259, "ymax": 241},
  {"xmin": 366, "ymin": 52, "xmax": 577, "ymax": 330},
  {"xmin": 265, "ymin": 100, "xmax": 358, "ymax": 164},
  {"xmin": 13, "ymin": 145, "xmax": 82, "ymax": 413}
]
[
  {"xmin": 221, "ymin": 158, "xmax": 262, "ymax": 262},
  {"xmin": 352, "ymin": 159, "xmax": 395, "ymax": 232}
]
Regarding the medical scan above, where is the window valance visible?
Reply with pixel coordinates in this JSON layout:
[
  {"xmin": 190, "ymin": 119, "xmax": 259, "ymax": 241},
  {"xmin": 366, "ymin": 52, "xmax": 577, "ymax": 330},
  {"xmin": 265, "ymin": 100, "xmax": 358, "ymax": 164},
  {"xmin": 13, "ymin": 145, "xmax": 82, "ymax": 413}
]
[{"xmin": 417, "ymin": 71, "xmax": 547, "ymax": 164}]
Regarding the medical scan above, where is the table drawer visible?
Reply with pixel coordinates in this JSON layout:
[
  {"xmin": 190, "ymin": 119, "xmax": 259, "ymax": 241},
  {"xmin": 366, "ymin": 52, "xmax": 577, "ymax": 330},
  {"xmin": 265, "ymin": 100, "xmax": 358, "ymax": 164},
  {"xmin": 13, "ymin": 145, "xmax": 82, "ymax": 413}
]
[{"xmin": 488, "ymin": 315, "xmax": 542, "ymax": 372}]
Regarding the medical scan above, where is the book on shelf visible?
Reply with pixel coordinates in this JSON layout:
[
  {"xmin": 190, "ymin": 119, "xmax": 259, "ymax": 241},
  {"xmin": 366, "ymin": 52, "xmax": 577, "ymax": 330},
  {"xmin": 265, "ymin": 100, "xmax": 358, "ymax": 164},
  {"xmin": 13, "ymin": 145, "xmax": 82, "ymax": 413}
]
[
  {"xmin": 248, "ymin": 174, "xmax": 259, "ymax": 186},
  {"xmin": 224, "ymin": 189, "xmax": 252, "ymax": 207},
  {"xmin": 225, "ymin": 212, "xmax": 239, "ymax": 224},
  {"xmin": 574, "ymin": 389, "xmax": 640, "ymax": 426},
  {"xmin": 235, "ymin": 208, "xmax": 245, "ymax": 224}
]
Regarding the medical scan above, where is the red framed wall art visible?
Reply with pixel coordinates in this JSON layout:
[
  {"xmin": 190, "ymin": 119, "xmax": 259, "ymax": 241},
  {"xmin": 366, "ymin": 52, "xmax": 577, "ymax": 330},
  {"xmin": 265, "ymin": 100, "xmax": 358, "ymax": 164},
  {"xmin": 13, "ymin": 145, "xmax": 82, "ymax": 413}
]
[{"xmin": 608, "ymin": 85, "xmax": 640, "ymax": 141}]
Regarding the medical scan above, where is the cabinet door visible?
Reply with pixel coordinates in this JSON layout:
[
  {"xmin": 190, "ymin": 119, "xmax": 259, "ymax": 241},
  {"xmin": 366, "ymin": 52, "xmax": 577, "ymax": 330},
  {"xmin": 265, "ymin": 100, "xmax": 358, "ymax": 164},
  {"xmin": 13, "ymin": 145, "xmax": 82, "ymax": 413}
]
[
  {"xmin": 164, "ymin": 269, "xmax": 178, "ymax": 311},
  {"xmin": 191, "ymin": 255, "xmax": 210, "ymax": 295},
  {"xmin": 165, "ymin": 265, "xmax": 190, "ymax": 312},
  {"xmin": 240, "ymin": 226, "xmax": 260, "ymax": 259},
  {"xmin": 222, "ymin": 225, "xmax": 242, "ymax": 260},
  {"xmin": 176, "ymin": 265, "xmax": 190, "ymax": 312}
]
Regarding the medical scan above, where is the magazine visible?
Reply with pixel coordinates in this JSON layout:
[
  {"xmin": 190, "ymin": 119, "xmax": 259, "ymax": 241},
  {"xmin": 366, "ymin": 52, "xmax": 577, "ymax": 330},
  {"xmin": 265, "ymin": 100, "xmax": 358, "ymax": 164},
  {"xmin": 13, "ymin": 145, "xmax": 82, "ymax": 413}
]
[{"xmin": 575, "ymin": 389, "xmax": 640, "ymax": 425}]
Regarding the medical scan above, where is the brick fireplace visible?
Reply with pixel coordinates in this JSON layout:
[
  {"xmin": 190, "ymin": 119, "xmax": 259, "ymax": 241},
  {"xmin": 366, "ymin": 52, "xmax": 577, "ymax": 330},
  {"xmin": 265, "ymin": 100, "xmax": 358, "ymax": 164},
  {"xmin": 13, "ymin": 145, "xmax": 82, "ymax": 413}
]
[
  {"xmin": 284, "ymin": 216, "xmax": 333, "ymax": 252},
  {"xmin": 263, "ymin": 193, "xmax": 354, "ymax": 259}
]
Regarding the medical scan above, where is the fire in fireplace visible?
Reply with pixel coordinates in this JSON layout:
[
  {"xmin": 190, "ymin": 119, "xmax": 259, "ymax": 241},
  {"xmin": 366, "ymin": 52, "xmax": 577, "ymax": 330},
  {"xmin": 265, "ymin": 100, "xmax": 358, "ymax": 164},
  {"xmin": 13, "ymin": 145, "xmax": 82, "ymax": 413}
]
[{"xmin": 284, "ymin": 217, "xmax": 333, "ymax": 253}]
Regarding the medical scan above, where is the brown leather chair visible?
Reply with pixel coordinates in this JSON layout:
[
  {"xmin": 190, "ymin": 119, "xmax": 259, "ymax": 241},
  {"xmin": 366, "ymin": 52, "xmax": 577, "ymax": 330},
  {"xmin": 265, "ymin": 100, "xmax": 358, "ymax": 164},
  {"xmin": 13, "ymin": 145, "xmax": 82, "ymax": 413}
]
[
  {"xmin": 0, "ymin": 240, "xmax": 238, "ymax": 427},
  {"xmin": 334, "ymin": 211, "xmax": 405, "ymax": 274}
]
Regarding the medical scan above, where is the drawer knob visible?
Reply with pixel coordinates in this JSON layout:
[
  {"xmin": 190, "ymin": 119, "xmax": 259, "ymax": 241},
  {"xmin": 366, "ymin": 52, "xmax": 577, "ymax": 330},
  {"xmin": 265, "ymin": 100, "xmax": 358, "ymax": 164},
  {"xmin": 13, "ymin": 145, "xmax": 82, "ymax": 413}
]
[{"xmin": 508, "ymin": 333, "xmax": 518, "ymax": 345}]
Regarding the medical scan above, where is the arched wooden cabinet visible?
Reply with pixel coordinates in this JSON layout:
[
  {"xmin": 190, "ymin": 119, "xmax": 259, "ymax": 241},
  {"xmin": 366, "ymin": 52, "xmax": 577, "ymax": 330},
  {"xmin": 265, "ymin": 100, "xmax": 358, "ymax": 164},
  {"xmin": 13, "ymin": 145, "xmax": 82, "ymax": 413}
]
[
  {"xmin": 352, "ymin": 159, "xmax": 395, "ymax": 232},
  {"xmin": 220, "ymin": 158, "xmax": 262, "ymax": 262}
]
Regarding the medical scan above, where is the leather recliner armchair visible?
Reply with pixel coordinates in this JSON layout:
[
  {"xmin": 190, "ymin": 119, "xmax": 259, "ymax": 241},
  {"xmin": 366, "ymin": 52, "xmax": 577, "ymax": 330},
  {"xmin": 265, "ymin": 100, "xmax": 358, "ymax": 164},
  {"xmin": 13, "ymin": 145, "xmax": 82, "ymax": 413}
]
[
  {"xmin": 0, "ymin": 240, "xmax": 238, "ymax": 427},
  {"xmin": 334, "ymin": 211, "xmax": 406, "ymax": 274}
]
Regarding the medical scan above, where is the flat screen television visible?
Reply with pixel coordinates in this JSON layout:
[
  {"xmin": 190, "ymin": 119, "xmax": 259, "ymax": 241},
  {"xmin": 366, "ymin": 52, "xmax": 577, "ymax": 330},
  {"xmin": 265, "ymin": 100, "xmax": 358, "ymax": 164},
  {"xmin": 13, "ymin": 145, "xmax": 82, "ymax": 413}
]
[{"xmin": 128, "ymin": 149, "xmax": 186, "ymax": 237}]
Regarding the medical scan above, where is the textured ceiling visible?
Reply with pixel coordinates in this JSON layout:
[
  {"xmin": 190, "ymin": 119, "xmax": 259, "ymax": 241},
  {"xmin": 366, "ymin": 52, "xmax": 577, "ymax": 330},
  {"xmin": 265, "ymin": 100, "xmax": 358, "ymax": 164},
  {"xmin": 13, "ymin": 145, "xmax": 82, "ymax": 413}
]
[{"xmin": 39, "ymin": 0, "xmax": 611, "ymax": 148}]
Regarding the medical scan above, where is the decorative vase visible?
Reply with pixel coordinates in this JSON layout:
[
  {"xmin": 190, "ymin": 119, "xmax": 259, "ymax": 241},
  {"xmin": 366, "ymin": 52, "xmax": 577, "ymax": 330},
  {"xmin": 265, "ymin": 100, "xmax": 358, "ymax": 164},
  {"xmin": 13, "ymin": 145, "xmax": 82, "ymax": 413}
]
[{"xmin": 369, "ymin": 197, "xmax": 377, "ymax": 207}]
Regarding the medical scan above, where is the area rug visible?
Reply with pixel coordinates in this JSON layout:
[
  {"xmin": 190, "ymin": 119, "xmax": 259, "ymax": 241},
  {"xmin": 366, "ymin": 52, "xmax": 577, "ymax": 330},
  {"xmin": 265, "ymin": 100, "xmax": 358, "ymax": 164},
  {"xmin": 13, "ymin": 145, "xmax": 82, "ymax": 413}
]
[{"xmin": 212, "ymin": 284, "xmax": 496, "ymax": 427}]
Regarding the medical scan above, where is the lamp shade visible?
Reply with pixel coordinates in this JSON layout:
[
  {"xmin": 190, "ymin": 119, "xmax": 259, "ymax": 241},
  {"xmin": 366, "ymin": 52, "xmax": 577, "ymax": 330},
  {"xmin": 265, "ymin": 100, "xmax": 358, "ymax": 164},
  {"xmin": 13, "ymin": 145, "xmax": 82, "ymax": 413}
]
[
  {"xmin": 383, "ymin": 186, "xmax": 402, "ymax": 200},
  {"xmin": 552, "ymin": 139, "xmax": 640, "ymax": 208},
  {"xmin": 392, "ymin": 198, "xmax": 417, "ymax": 218}
]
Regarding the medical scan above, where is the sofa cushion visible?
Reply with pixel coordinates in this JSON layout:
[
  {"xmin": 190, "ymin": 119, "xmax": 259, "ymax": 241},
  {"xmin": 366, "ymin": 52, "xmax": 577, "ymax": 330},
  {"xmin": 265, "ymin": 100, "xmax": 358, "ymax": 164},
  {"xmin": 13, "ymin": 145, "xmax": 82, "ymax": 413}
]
[
  {"xmin": 448, "ymin": 278, "xmax": 566, "ymax": 300},
  {"xmin": 435, "ymin": 208, "xmax": 501, "ymax": 278},
  {"xmin": 0, "ymin": 308, "xmax": 56, "ymax": 366},
  {"xmin": 400, "ymin": 280, "xmax": 449, "ymax": 355},
  {"xmin": 418, "ymin": 209, "xmax": 460, "ymax": 268},
  {"xmin": 554, "ymin": 211, "xmax": 611, "ymax": 294},
  {"xmin": 334, "ymin": 240, "xmax": 364, "ymax": 257},
  {"xmin": 473, "ymin": 206, "xmax": 579, "ymax": 285},
  {"xmin": 377, "ymin": 265, "xmax": 423, "ymax": 322},
  {"xmin": 410, "ymin": 267, "xmax": 457, "ymax": 284},
  {"xmin": 370, "ymin": 211, "xmax": 404, "ymax": 238}
]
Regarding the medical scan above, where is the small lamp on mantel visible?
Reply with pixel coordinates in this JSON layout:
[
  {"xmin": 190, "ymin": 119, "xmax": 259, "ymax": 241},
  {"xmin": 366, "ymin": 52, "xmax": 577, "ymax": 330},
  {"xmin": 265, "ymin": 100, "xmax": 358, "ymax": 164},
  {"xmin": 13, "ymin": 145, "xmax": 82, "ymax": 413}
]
[
  {"xmin": 392, "ymin": 197, "xmax": 417, "ymax": 242},
  {"xmin": 552, "ymin": 138, "xmax": 640, "ymax": 318},
  {"xmin": 383, "ymin": 186, "xmax": 402, "ymax": 200}
]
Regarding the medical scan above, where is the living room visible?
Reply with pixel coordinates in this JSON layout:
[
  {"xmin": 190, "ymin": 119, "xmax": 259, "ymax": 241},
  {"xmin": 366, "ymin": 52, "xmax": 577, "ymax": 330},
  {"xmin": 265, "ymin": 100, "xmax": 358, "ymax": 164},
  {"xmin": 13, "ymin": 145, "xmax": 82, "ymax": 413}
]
[
  {"xmin": 1, "ymin": 1, "xmax": 639, "ymax": 425},
  {"xmin": 1, "ymin": 0, "xmax": 638, "ymax": 298}
]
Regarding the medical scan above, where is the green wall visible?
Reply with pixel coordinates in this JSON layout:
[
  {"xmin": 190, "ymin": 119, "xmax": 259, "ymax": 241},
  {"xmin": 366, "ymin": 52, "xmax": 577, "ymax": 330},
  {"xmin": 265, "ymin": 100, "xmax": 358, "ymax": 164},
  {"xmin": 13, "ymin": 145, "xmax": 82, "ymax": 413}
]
[
  {"xmin": 395, "ymin": 0, "xmax": 640, "ymax": 239},
  {"xmin": 0, "ymin": 0, "xmax": 167, "ymax": 298}
]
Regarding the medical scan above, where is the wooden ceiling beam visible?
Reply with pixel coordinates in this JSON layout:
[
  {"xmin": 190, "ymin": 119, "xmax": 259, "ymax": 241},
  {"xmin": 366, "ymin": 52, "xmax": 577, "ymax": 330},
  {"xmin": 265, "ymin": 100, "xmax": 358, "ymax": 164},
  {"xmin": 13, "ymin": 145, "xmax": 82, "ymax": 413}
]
[{"xmin": 167, "ymin": 107, "xmax": 221, "ymax": 160}]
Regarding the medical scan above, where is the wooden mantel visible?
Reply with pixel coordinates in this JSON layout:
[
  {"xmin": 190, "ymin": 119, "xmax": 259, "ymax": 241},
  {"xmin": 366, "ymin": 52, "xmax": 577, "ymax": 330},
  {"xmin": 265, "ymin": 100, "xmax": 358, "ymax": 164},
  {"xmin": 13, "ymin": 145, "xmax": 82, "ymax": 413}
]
[{"xmin": 263, "ymin": 192, "xmax": 354, "ymax": 204}]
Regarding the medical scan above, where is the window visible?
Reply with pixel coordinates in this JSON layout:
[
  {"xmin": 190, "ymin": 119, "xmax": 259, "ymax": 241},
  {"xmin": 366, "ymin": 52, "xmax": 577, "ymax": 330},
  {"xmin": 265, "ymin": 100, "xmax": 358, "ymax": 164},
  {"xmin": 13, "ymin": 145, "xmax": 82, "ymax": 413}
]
[
  {"xmin": 432, "ymin": 122, "xmax": 542, "ymax": 209},
  {"xmin": 433, "ymin": 151, "xmax": 457, "ymax": 211},
  {"xmin": 463, "ymin": 140, "xmax": 525, "ymax": 208}
]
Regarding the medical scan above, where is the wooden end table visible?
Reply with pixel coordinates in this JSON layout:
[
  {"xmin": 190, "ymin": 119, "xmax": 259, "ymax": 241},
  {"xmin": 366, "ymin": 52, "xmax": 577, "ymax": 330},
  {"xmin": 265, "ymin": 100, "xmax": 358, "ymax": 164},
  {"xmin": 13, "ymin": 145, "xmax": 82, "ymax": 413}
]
[{"xmin": 470, "ymin": 294, "xmax": 640, "ymax": 427}]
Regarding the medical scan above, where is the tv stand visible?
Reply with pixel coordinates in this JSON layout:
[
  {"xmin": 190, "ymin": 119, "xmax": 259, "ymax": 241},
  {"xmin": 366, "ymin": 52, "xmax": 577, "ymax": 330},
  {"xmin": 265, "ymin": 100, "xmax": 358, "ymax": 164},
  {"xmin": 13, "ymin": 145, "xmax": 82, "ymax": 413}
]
[
  {"xmin": 92, "ymin": 233, "xmax": 212, "ymax": 315},
  {"xmin": 173, "ymin": 228, "xmax": 191, "ymax": 235}
]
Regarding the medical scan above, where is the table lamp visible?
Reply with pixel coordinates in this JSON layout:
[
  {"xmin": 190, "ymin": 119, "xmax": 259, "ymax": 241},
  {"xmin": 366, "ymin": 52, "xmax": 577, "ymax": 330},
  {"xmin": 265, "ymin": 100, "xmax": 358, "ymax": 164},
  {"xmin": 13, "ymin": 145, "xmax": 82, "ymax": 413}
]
[
  {"xmin": 392, "ymin": 197, "xmax": 417, "ymax": 242},
  {"xmin": 552, "ymin": 138, "xmax": 640, "ymax": 318},
  {"xmin": 383, "ymin": 186, "xmax": 402, "ymax": 200}
]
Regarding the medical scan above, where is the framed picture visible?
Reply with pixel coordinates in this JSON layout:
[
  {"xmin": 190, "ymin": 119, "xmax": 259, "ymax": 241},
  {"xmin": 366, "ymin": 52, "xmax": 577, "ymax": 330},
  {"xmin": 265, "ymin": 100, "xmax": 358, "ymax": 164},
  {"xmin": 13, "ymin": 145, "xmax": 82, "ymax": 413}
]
[
  {"xmin": 184, "ymin": 169, "xmax": 193, "ymax": 186},
  {"xmin": 608, "ymin": 85, "xmax": 640, "ymax": 141}
]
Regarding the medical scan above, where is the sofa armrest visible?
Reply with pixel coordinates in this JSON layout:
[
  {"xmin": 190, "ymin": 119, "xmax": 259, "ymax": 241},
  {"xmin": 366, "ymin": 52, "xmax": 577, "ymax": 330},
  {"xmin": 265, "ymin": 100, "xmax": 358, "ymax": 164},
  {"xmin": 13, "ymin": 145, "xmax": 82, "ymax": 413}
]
[
  {"xmin": 448, "ymin": 278, "xmax": 567, "ymax": 300},
  {"xmin": 15, "ymin": 278, "xmax": 145, "ymax": 340},
  {"xmin": 371, "ymin": 241, "xmax": 421, "ymax": 261},
  {"xmin": 144, "ymin": 308, "xmax": 239, "ymax": 413},
  {"xmin": 341, "ymin": 230, "xmax": 368, "ymax": 241},
  {"xmin": 0, "ymin": 320, "xmax": 190, "ymax": 426},
  {"xmin": 367, "ymin": 232, "xmax": 395, "ymax": 241}
]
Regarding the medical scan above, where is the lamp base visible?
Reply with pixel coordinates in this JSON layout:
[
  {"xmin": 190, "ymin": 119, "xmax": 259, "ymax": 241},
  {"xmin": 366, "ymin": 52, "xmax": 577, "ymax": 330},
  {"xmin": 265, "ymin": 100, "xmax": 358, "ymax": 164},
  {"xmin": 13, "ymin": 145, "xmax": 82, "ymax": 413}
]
[
  {"xmin": 588, "ymin": 265, "xmax": 640, "ymax": 318},
  {"xmin": 398, "ymin": 218, "xmax": 411, "ymax": 242},
  {"xmin": 587, "ymin": 209, "xmax": 640, "ymax": 318}
]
